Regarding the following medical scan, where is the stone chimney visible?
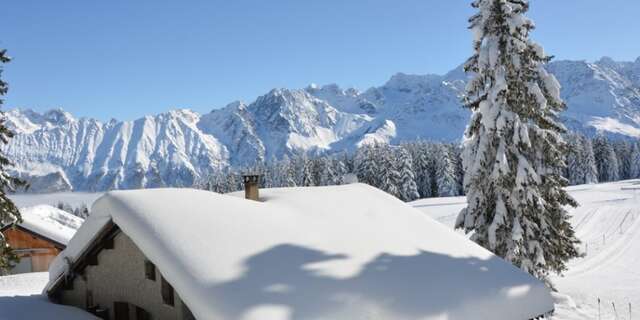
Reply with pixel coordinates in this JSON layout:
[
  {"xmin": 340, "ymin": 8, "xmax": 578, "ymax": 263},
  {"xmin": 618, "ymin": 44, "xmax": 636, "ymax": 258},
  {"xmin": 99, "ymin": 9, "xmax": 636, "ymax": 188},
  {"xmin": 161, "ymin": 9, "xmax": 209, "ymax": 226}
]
[{"xmin": 242, "ymin": 174, "xmax": 262, "ymax": 201}]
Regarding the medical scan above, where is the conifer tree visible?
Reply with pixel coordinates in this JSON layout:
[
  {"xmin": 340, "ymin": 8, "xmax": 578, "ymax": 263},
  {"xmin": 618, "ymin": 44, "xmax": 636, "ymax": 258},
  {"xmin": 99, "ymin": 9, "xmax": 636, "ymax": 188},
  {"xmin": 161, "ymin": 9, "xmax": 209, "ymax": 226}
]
[
  {"xmin": 281, "ymin": 157, "xmax": 298, "ymax": 187},
  {"xmin": 407, "ymin": 142, "xmax": 433, "ymax": 198},
  {"xmin": 301, "ymin": 155, "xmax": 315, "ymax": 187},
  {"xmin": 396, "ymin": 147, "xmax": 420, "ymax": 201},
  {"xmin": 355, "ymin": 144, "xmax": 380, "ymax": 187},
  {"xmin": 564, "ymin": 134, "xmax": 582, "ymax": 185},
  {"xmin": 580, "ymin": 136, "xmax": 599, "ymax": 184},
  {"xmin": 332, "ymin": 156, "xmax": 348, "ymax": 185},
  {"xmin": 455, "ymin": 0, "xmax": 579, "ymax": 280},
  {"xmin": 630, "ymin": 142, "xmax": 640, "ymax": 179},
  {"xmin": 435, "ymin": 144, "xmax": 459, "ymax": 197},
  {"xmin": 593, "ymin": 135, "xmax": 619, "ymax": 182},
  {"xmin": 613, "ymin": 140, "xmax": 632, "ymax": 180},
  {"xmin": 0, "ymin": 49, "xmax": 27, "ymax": 274},
  {"xmin": 378, "ymin": 145, "xmax": 401, "ymax": 198}
]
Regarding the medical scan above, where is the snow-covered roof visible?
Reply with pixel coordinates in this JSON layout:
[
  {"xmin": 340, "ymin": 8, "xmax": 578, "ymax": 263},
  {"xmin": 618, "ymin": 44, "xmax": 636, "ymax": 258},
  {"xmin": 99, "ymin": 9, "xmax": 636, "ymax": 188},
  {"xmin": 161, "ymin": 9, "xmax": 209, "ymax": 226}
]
[
  {"xmin": 5, "ymin": 205, "xmax": 84, "ymax": 246},
  {"xmin": 46, "ymin": 184, "xmax": 552, "ymax": 320}
]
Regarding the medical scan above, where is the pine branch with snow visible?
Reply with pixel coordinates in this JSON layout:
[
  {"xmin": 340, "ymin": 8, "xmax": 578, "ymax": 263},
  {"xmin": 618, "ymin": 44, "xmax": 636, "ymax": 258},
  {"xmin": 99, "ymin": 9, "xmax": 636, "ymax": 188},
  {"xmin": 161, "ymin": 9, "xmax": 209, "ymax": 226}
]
[
  {"xmin": 455, "ymin": 0, "xmax": 580, "ymax": 280},
  {"xmin": 0, "ymin": 49, "xmax": 27, "ymax": 274}
]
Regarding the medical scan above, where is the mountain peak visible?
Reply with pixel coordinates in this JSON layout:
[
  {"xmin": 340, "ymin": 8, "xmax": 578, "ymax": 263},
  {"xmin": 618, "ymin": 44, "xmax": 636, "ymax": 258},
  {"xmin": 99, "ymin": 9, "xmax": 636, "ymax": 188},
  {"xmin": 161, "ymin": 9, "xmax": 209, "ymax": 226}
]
[
  {"xmin": 596, "ymin": 56, "xmax": 619, "ymax": 68},
  {"xmin": 43, "ymin": 108, "xmax": 74, "ymax": 124},
  {"xmin": 384, "ymin": 72, "xmax": 442, "ymax": 90},
  {"xmin": 6, "ymin": 56, "xmax": 640, "ymax": 192}
]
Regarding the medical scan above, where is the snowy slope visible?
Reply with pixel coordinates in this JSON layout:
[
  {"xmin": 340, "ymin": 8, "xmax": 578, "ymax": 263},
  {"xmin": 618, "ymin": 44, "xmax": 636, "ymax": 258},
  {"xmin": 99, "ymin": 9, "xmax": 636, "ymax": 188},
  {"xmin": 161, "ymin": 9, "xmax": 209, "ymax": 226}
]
[
  {"xmin": 0, "ymin": 272, "xmax": 97, "ymax": 320},
  {"xmin": 47, "ymin": 185, "xmax": 553, "ymax": 320},
  {"xmin": 4, "ymin": 57, "xmax": 640, "ymax": 191},
  {"xmin": 411, "ymin": 180, "xmax": 640, "ymax": 320},
  {"xmin": 3, "ymin": 109, "xmax": 229, "ymax": 192},
  {"xmin": 9, "ymin": 192, "xmax": 104, "ymax": 209}
]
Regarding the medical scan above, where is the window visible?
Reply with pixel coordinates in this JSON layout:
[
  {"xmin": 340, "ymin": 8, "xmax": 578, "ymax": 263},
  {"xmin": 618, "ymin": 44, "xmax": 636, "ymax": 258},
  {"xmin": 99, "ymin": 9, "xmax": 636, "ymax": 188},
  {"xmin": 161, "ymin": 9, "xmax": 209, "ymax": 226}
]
[
  {"xmin": 114, "ymin": 301, "xmax": 129, "ymax": 320},
  {"xmin": 144, "ymin": 260, "xmax": 156, "ymax": 281},
  {"xmin": 161, "ymin": 276, "xmax": 174, "ymax": 306},
  {"xmin": 135, "ymin": 306, "xmax": 151, "ymax": 320}
]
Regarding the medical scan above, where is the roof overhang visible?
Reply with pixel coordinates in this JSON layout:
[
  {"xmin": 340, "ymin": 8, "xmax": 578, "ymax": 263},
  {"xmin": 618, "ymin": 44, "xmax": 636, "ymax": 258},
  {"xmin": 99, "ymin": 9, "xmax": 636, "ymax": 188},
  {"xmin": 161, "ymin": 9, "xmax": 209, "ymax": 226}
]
[
  {"xmin": 0, "ymin": 224, "xmax": 67, "ymax": 249},
  {"xmin": 46, "ymin": 220, "xmax": 120, "ymax": 297}
]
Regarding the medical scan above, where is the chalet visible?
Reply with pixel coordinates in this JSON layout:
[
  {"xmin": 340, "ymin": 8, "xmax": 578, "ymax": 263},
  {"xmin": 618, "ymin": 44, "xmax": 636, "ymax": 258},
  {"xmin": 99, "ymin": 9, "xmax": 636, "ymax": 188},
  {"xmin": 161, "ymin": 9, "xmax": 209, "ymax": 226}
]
[
  {"xmin": 1, "ymin": 205, "xmax": 82, "ymax": 274},
  {"xmin": 45, "ymin": 178, "xmax": 554, "ymax": 320}
]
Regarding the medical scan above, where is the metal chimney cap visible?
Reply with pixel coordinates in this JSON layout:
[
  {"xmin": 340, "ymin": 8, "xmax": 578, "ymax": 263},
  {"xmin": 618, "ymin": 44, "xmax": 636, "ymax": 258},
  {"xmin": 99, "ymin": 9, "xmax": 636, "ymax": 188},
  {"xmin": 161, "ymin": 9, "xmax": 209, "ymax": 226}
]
[{"xmin": 242, "ymin": 174, "xmax": 262, "ymax": 184}]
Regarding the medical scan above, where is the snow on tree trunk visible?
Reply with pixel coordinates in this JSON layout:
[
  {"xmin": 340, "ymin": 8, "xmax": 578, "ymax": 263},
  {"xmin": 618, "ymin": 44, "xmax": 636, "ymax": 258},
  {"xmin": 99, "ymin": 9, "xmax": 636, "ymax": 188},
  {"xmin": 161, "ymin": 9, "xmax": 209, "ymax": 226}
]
[{"xmin": 455, "ymin": 0, "xmax": 580, "ymax": 280}]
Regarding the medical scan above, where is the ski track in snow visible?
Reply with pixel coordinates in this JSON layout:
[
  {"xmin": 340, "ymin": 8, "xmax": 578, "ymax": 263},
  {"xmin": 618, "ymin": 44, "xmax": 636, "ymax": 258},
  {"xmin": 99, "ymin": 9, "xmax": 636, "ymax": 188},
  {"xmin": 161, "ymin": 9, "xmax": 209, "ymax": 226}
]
[{"xmin": 411, "ymin": 180, "xmax": 640, "ymax": 320}]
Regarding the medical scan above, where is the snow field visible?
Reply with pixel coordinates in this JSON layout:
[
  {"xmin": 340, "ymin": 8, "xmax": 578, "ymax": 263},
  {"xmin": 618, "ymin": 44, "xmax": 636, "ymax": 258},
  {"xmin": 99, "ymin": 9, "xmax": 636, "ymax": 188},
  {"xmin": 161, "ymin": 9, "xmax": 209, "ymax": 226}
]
[{"xmin": 411, "ymin": 180, "xmax": 640, "ymax": 320}]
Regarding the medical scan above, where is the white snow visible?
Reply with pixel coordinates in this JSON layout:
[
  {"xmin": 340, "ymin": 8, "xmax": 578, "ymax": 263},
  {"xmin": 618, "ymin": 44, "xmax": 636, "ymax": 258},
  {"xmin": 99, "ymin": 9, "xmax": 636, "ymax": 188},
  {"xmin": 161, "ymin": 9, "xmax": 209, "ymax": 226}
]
[
  {"xmin": 0, "ymin": 272, "xmax": 97, "ymax": 320},
  {"xmin": 15, "ymin": 205, "xmax": 84, "ymax": 245},
  {"xmin": 9, "ymin": 191, "xmax": 104, "ymax": 208},
  {"xmin": 411, "ymin": 180, "xmax": 640, "ymax": 320},
  {"xmin": 587, "ymin": 117, "xmax": 640, "ymax": 138},
  {"xmin": 47, "ymin": 184, "xmax": 552, "ymax": 320},
  {"xmin": 5, "ymin": 57, "xmax": 640, "ymax": 191}
]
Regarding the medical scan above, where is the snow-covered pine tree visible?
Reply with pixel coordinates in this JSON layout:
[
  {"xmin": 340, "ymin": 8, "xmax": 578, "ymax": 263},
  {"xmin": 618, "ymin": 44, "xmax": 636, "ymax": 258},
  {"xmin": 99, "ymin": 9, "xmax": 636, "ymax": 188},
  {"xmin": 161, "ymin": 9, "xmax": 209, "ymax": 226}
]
[
  {"xmin": 564, "ymin": 133, "xmax": 590, "ymax": 185},
  {"xmin": 318, "ymin": 156, "xmax": 338, "ymax": 186},
  {"xmin": 580, "ymin": 136, "xmax": 598, "ymax": 184},
  {"xmin": 301, "ymin": 155, "xmax": 315, "ymax": 187},
  {"xmin": 280, "ymin": 157, "xmax": 298, "ymax": 187},
  {"xmin": 0, "ymin": 49, "xmax": 27, "ymax": 274},
  {"xmin": 355, "ymin": 144, "xmax": 380, "ymax": 187},
  {"xmin": 456, "ymin": 0, "xmax": 579, "ymax": 280},
  {"xmin": 225, "ymin": 171, "xmax": 241, "ymax": 192},
  {"xmin": 435, "ymin": 144, "xmax": 460, "ymax": 197},
  {"xmin": 332, "ymin": 156, "xmax": 348, "ymax": 185},
  {"xmin": 630, "ymin": 142, "xmax": 640, "ymax": 179},
  {"xmin": 406, "ymin": 142, "xmax": 432, "ymax": 198},
  {"xmin": 450, "ymin": 144, "xmax": 465, "ymax": 195},
  {"xmin": 593, "ymin": 135, "xmax": 619, "ymax": 182},
  {"xmin": 378, "ymin": 145, "xmax": 402, "ymax": 198},
  {"xmin": 612, "ymin": 140, "xmax": 631, "ymax": 180},
  {"xmin": 396, "ymin": 146, "xmax": 420, "ymax": 201}
]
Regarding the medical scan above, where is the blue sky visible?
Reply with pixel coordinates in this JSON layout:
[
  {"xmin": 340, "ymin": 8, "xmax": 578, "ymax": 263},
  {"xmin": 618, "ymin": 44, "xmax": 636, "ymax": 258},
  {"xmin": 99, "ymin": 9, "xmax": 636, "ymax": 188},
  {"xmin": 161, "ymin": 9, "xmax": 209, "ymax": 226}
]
[{"xmin": 2, "ymin": 0, "xmax": 639, "ymax": 120}]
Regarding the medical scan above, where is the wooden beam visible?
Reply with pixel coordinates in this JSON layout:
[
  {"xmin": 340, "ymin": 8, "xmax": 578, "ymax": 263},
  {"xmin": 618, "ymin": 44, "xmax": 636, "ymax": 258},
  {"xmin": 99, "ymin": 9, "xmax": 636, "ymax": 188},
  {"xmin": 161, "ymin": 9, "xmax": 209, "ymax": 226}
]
[
  {"xmin": 87, "ymin": 253, "xmax": 98, "ymax": 266},
  {"xmin": 63, "ymin": 277, "xmax": 74, "ymax": 290},
  {"xmin": 103, "ymin": 236, "xmax": 114, "ymax": 250},
  {"xmin": 47, "ymin": 222, "xmax": 120, "ymax": 298}
]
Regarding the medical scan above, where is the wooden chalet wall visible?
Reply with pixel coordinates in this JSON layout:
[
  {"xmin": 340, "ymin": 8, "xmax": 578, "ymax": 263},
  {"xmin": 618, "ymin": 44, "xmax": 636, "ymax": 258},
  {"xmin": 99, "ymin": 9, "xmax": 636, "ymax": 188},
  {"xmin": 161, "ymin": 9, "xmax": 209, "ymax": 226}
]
[{"xmin": 4, "ymin": 227, "xmax": 64, "ymax": 272}]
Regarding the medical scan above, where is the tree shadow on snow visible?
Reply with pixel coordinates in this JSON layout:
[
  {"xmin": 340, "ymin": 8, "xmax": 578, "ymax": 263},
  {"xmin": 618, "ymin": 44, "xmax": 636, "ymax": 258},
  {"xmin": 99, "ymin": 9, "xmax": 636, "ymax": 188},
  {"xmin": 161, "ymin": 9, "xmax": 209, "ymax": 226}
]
[{"xmin": 207, "ymin": 244, "xmax": 549, "ymax": 319}]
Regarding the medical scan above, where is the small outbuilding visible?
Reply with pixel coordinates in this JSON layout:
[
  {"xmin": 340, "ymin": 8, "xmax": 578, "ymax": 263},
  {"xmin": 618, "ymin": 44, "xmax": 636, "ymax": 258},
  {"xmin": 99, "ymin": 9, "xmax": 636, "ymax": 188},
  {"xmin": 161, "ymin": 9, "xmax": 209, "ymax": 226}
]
[
  {"xmin": 45, "ymin": 184, "xmax": 554, "ymax": 320},
  {"xmin": 1, "ymin": 205, "xmax": 82, "ymax": 274}
]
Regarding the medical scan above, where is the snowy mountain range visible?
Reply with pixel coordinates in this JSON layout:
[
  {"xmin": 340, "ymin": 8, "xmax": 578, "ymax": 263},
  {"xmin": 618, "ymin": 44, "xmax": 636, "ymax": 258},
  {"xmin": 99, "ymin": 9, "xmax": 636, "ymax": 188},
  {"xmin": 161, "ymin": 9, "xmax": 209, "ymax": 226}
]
[{"xmin": 4, "ymin": 56, "xmax": 640, "ymax": 192}]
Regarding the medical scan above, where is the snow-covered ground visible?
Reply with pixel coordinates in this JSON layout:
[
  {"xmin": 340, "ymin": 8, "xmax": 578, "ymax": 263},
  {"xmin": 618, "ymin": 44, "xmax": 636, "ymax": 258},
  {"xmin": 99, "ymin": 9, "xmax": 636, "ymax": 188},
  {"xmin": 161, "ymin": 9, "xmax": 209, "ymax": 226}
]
[
  {"xmin": 411, "ymin": 180, "xmax": 640, "ymax": 320},
  {"xmin": 5, "ymin": 181, "xmax": 639, "ymax": 319},
  {"xmin": 9, "ymin": 192, "xmax": 103, "ymax": 209},
  {"xmin": 0, "ymin": 272, "xmax": 97, "ymax": 320}
]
